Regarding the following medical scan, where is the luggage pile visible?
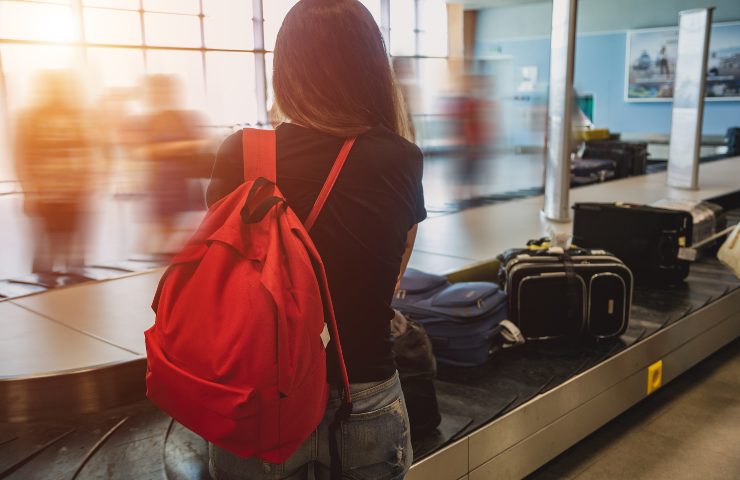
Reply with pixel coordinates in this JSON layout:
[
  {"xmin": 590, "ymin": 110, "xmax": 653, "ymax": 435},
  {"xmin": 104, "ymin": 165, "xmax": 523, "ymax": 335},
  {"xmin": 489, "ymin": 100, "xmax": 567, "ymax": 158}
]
[
  {"xmin": 394, "ymin": 198, "xmax": 735, "ymax": 372},
  {"xmin": 581, "ymin": 140, "xmax": 648, "ymax": 179},
  {"xmin": 393, "ymin": 241, "xmax": 634, "ymax": 367},
  {"xmin": 569, "ymin": 139, "xmax": 648, "ymax": 187}
]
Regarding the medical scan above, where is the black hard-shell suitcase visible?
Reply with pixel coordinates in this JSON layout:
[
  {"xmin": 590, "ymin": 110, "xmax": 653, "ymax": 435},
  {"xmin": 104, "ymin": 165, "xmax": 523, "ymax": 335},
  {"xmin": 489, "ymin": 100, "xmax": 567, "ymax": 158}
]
[
  {"xmin": 582, "ymin": 140, "xmax": 648, "ymax": 178},
  {"xmin": 393, "ymin": 269, "xmax": 509, "ymax": 366},
  {"xmin": 573, "ymin": 202, "xmax": 693, "ymax": 285},
  {"xmin": 652, "ymin": 199, "xmax": 724, "ymax": 246},
  {"xmin": 498, "ymin": 244, "xmax": 633, "ymax": 340}
]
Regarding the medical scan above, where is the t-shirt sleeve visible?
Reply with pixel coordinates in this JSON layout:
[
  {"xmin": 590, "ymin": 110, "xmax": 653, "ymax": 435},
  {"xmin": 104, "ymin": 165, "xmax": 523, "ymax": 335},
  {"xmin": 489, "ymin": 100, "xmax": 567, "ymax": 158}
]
[
  {"xmin": 410, "ymin": 144, "xmax": 427, "ymax": 225},
  {"xmin": 206, "ymin": 131, "xmax": 244, "ymax": 208}
]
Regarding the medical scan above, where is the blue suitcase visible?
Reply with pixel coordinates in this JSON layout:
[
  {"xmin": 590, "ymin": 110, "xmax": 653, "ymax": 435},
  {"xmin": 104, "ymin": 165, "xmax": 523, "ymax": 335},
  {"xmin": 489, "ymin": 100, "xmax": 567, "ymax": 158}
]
[
  {"xmin": 393, "ymin": 268, "xmax": 449, "ymax": 302},
  {"xmin": 393, "ymin": 269, "xmax": 508, "ymax": 367}
]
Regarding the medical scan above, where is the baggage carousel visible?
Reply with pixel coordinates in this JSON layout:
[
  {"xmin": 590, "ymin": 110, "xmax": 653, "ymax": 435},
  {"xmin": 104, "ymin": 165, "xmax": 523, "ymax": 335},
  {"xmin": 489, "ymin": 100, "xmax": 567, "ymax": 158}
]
[{"xmin": 2, "ymin": 157, "xmax": 740, "ymax": 479}]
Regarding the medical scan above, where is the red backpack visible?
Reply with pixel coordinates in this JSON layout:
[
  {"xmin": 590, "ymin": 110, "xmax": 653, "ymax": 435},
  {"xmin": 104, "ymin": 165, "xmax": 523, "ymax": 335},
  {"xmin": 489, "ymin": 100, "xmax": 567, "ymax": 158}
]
[{"xmin": 145, "ymin": 128, "xmax": 353, "ymax": 464}]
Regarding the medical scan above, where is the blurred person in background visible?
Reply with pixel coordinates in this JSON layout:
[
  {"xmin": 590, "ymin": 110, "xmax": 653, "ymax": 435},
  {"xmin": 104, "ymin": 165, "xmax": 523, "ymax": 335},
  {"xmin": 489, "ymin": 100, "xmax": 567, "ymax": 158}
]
[
  {"xmin": 93, "ymin": 86, "xmax": 147, "ymax": 209},
  {"xmin": 392, "ymin": 57, "xmax": 421, "ymax": 141},
  {"xmin": 13, "ymin": 69, "xmax": 97, "ymax": 273},
  {"xmin": 133, "ymin": 74, "xmax": 212, "ymax": 257},
  {"xmin": 447, "ymin": 71, "xmax": 495, "ymax": 200},
  {"xmin": 96, "ymin": 87, "xmax": 137, "ymax": 174}
]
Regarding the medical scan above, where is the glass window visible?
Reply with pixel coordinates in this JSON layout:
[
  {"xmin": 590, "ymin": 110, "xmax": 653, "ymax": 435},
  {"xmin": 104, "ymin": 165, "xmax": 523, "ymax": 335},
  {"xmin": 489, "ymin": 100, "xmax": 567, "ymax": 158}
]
[
  {"xmin": 417, "ymin": 58, "xmax": 449, "ymax": 113},
  {"xmin": 25, "ymin": 0, "xmax": 70, "ymax": 4},
  {"xmin": 203, "ymin": 0, "xmax": 253, "ymax": 50},
  {"xmin": 84, "ymin": 8, "xmax": 143, "ymax": 45},
  {"xmin": 0, "ymin": 109, "xmax": 10, "ymax": 181},
  {"xmin": 146, "ymin": 51, "xmax": 207, "ymax": 111},
  {"xmin": 390, "ymin": 0, "xmax": 415, "ymax": 56},
  {"xmin": 263, "ymin": 0, "xmax": 298, "ymax": 51},
  {"xmin": 262, "ymin": 1, "xmax": 386, "ymax": 52},
  {"xmin": 206, "ymin": 52, "xmax": 257, "ymax": 126},
  {"xmin": 144, "ymin": 12, "xmax": 202, "ymax": 47},
  {"xmin": 87, "ymin": 47, "xmax": 146, "ymax": 95},
  {"xmin": 0, "ymin": 44, "xmax": 82, "ymax": 113},
  {"xmin": 418, "ymin": 0, "xmax": 447, "ymax": 57},
  {"xmin": 144, "ymin": 0, "xmax": 200, "ymax": 15},
  {"xmin": 83, "ymin": 0, "xmax": 139, "ymax": 9},
  {"xmin": 265, "ymin": 52, "xmax": 274, "ymax": 108},
  {"xmin": 358, "ymin": 0, "xmax": 382, "ymax": 25},
  {"xmin": 0, "ymin": 1, "xmax": 77, "ymax": 43}
]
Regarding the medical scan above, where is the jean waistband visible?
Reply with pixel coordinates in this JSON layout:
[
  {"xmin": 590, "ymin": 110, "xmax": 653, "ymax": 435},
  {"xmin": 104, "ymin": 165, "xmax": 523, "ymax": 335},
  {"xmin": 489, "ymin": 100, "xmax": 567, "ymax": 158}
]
[{"xmin": 329, "ymin": 371, "xmax": 399, "ymax": 403}]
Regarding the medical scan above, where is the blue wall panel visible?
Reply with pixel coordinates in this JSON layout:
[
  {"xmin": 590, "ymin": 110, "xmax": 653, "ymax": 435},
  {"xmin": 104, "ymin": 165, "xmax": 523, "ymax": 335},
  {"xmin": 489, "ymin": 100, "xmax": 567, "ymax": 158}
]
[{"xmin": 483, "ymin": 33, "xmax": 739, "ymax": 135}]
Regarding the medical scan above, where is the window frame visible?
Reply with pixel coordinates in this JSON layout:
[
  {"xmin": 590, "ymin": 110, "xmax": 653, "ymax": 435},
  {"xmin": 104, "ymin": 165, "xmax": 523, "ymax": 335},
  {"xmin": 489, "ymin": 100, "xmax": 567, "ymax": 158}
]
[{"xmin": 0, "ymin": 0, "xmax": 446, "ymax": 131}]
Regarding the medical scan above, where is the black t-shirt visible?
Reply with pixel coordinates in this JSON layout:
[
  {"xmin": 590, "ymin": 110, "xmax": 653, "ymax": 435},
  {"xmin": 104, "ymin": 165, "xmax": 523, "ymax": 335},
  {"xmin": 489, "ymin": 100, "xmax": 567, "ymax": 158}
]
[{"xmin": 206, "ymin": 123, "xmax": 426, "ymax": 383}]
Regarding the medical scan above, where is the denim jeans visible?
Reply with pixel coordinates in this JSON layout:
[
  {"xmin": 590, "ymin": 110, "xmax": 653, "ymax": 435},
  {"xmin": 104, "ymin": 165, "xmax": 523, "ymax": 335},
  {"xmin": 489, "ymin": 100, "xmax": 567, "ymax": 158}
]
[{"xmin": 209, "ymin": 371, "xmax": 413, "ymax": 480}]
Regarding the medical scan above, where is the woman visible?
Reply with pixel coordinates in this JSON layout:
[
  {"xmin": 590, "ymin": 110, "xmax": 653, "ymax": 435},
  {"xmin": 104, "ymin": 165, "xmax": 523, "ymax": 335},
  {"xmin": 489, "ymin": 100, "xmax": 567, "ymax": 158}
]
[{"xmin": 206, "ymin": 1, "xmax": 425, "ymax": 479}]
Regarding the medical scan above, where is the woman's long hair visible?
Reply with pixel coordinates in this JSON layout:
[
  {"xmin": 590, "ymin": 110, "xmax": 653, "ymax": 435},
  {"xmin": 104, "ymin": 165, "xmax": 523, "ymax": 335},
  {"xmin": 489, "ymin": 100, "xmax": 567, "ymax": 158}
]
[{"xmin": 273, "ymin": 0, "xmax": 413, "ymax": 140}]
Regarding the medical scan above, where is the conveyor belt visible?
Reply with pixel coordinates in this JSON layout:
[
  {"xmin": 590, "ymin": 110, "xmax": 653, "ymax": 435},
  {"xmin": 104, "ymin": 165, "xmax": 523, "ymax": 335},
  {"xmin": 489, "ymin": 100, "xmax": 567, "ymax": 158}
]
[
  {"xmin": 1, "ymin": 254, "xmax": 737, "ymax": 479},
  {"xmin": 416, "ymin": 256, "xmax": 738, "ymax": 457}
]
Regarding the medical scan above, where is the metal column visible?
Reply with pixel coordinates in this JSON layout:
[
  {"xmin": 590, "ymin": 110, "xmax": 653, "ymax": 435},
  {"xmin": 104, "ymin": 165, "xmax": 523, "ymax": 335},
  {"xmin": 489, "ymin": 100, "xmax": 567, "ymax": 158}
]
[
  {"xmin": 667, "ymin": 8, "xmax": 714, "ymax": 190},
  {"xmin": 543, "ymin": 0, "xmax": 578, "ymax": 222}
]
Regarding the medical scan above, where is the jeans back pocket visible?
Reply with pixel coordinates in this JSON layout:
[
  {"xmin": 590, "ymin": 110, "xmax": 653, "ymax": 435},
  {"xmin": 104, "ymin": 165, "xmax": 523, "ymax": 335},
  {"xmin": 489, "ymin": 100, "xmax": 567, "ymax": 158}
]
[{"xmin": 340, "ymin": 397, "xmax": 411, "ymax": 480}]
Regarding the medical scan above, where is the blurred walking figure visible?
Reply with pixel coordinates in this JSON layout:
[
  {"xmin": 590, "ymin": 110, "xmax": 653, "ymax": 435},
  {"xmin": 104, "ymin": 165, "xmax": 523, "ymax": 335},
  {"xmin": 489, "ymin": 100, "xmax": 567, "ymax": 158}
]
[
  {"xmin": 448, "ymin": 73, "xmax": 494, "ymax": 199},
  {"xmin": 96, "ymin": 87, "xmax": 137, "ymax": 174},
  {"xmin": 392, "ymin": 57, "xmax": 421, "ymax": 141},
  {"xmin": 134, "ymin": 74, "xmax": 211, "ymax": 256},
  {"xmin": 14, "ymin": 70, "xmax": 96, "ymax": 273}
]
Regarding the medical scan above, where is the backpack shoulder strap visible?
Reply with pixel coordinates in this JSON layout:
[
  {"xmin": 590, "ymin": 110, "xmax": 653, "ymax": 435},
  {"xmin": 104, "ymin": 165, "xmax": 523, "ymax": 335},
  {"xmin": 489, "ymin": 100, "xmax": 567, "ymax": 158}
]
[
  {"xmin": 242, "ymin": 128, "xmax": 276, "ymax": 183},
  {"xmin": 304, "ymin": 137, "xmax": 356, "ymax": 231}
]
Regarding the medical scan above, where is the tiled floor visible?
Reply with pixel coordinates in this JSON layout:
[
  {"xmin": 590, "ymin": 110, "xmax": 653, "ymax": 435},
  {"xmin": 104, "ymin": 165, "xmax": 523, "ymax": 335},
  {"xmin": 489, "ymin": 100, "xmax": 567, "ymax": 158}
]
[{"xmin": 528, "ymin": 338, "xmax": 740, "ymax": 480}]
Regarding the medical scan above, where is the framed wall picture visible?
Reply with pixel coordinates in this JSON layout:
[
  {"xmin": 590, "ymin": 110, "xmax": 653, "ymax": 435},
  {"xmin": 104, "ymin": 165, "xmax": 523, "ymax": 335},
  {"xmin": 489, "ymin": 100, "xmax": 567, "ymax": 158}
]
[
  {"xmin": 625, "ymin": 21, "xmax": 740, "ymax": 102},
  {"xmin": 707, "ymin": 22, "xmax": 740, "ymax": 100}
]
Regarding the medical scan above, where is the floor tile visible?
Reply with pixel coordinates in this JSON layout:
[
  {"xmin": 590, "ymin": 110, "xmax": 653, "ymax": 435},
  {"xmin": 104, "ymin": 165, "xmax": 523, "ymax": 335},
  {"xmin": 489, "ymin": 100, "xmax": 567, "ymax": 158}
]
[
  {"xmin": 643, "ymin": 386, "xmax": 740, "ymax": 460},
  {"xmin": 575, "ymin": 428, "xmax": 740, "ymax": 480},
  {"xmin": 541, "ymin": 420, "xmax": 639, "ymax": 478},
  {"xmin": 536, "ymin": 340, "xmax": 740, "ymax": 480},
  {"xmin": 527, "ymin": 468, "xmax": 572, "ymax": 480}
]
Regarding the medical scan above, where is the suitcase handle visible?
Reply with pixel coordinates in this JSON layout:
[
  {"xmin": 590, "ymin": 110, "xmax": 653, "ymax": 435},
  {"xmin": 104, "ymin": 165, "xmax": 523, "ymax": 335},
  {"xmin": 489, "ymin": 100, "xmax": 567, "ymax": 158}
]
[
  {"xmin": 678, "ymin": 224, "xmax": 738, "ymax": 261},
  {"xmin": 560, "ymin": 253, "xmax": 581, "ymax": 324}
]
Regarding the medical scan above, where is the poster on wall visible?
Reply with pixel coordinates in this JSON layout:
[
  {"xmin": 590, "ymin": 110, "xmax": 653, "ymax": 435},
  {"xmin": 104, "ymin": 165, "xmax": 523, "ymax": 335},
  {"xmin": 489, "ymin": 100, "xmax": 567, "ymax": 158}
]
[{"xmin": 625, "ymin": 22, "xmax": 740, "ymax": 101}]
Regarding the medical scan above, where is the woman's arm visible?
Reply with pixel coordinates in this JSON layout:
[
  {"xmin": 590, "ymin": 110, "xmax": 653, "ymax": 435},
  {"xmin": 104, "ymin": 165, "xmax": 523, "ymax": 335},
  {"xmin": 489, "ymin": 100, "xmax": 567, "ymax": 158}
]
[{"xmin": 396, "ymin": 224, "xmax": 418, "ymax": 292}]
